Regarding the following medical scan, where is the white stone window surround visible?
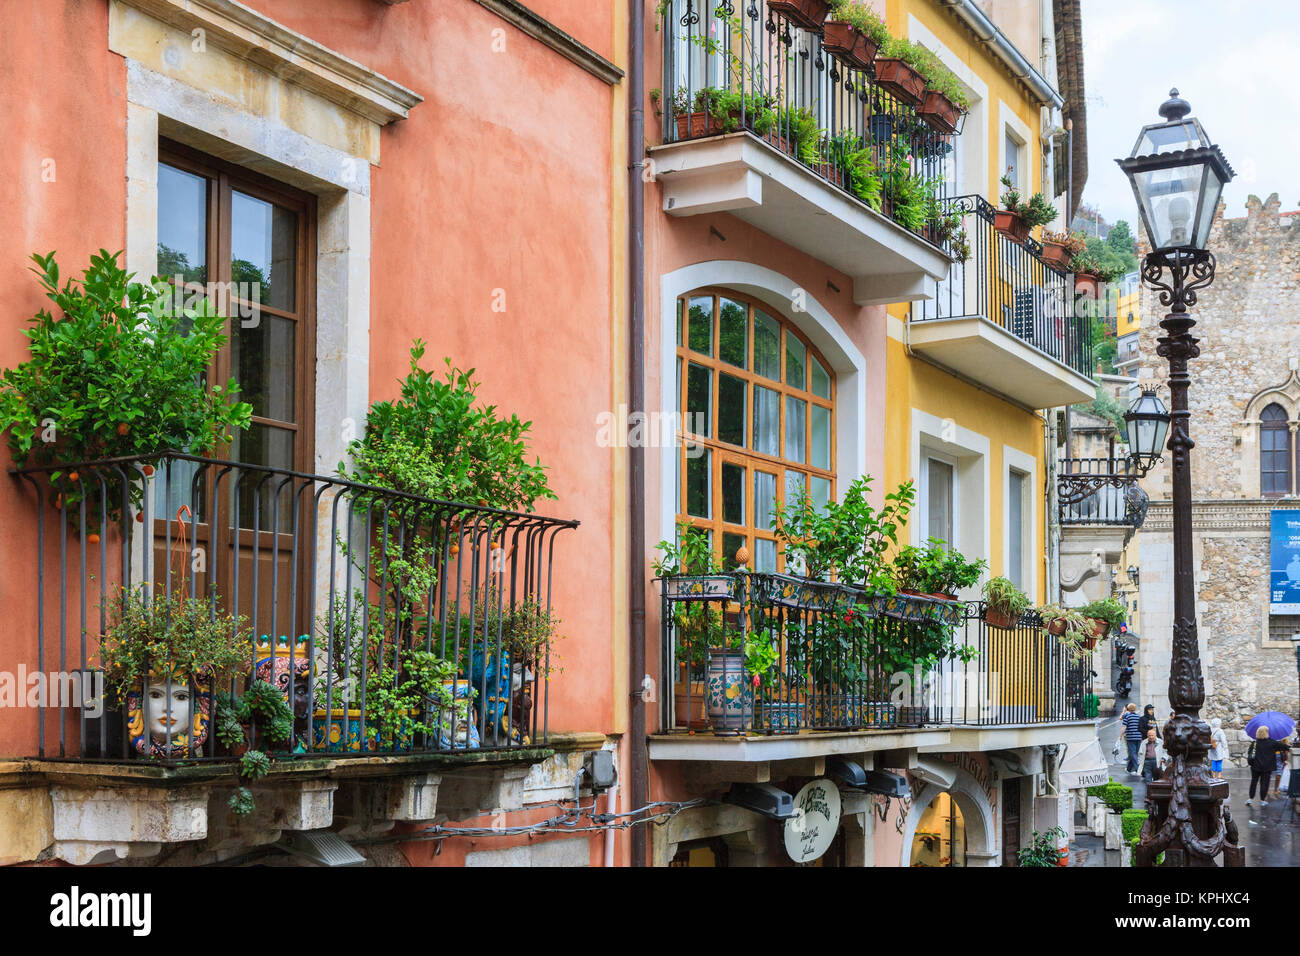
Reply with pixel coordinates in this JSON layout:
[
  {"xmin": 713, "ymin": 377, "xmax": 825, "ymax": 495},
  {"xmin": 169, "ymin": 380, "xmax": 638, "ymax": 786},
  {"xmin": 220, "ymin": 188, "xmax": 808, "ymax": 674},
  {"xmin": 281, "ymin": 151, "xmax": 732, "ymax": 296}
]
[
  {"xmin": 998, "ymin": 101, "xmax": 1032, "ymax": 196},
  {"xmin": 910, "ymin": 409, "xmax": 990, "ymax": 589},
  {"xmin": 1003, "ymin": 444, "xmax": 1038, "ymax": 599},
  {"xmin": 111, "ymin": 0, "xmax": 421, "ymax": 476},
  {"xmin": 1239, "ymin": 369, "xmax": 1300, "ymax": 499},
  {"xmin": 906, "ymin": 15, "xmax": 989, "ymax": 199},
  {"xmin": 657, "ymin": 262, "xmax": 869, "ymax": 550}
]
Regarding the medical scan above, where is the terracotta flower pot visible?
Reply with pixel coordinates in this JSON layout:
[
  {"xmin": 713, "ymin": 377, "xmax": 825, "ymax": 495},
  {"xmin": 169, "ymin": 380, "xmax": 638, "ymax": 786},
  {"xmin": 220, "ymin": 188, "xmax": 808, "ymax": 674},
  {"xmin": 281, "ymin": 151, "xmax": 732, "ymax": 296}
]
[
  {"xmin": 928, "ymin": 591, "xmax": 958, "ymax": 602},
  {"xmin": 873, "ymin": 58, "xmax": 926, "ymax": 106},
  {"xmin": 1041, "ymin": 240, "xmax": 1072, "ymax": 270},
  {"xmin": 1075, "ymin": 271, "xmax": 1101, "ymax": 298},
  {"xmin": 917, "ymin": 89, "xmax": 962, "ymax": 134},
  {"xmin": 984, "ymin": 607, "xmax": 1018, "ymax": 630},
  {"xmin": 994, "ymin": 209, "xmax": 1031, "ymax": 244},
  {"xmin": 767, "ymin": 0, "xmax": 831, "ymax": 31},
  {"xmin": 676, "ymin": 109, "xmax": 741, "ymax": 140},
  {"xmin": 1046, "ymin": 617, "xmax": 1068, "ymax": 637},
  {"xmin": 821, "ymin": 21, "xmax": 879, "ymax": 70}
]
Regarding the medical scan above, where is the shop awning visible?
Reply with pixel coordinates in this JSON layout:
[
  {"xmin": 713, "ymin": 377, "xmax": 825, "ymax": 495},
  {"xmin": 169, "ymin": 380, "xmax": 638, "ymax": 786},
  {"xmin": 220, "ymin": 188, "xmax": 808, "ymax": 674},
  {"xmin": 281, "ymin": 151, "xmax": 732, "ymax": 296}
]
[{"xmin": 1059, "ymin": 737, "xmax": 1109, "ymax": 790}]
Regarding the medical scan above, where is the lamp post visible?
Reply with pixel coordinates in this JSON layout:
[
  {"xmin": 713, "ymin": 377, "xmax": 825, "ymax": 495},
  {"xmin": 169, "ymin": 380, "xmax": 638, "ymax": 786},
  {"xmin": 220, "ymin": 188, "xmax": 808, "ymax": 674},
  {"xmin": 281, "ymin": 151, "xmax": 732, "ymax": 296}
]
[{"xmin": 1116, "ymin": 89, "xmax": 1242, "ymax": 867}]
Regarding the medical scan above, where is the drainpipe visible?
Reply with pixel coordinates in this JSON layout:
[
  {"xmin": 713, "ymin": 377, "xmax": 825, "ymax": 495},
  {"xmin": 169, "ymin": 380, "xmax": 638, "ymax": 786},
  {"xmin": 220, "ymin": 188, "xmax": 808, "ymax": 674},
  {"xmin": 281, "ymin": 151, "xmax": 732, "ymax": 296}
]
[
  {"xmin": 627, "ymin": 0, "xmax": 649, "ymax": 868},
  {"xmin": 1045, "ymin": 409, "xmax": 1061, "ymax": 605},
  {"xmin": 937, "ymin": 0, "xmax": 1064, "ymax": 109}
]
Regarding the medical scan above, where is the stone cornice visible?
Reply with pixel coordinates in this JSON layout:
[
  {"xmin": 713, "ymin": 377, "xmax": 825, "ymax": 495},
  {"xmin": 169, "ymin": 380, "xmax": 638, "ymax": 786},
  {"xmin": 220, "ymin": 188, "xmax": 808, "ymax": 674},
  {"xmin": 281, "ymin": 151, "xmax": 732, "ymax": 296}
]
[
  {"xmin": 471, "ymin": 0, "xmax": 624, "ymax": 86},
  {"xmin": 1141, "ymin": 498, "xmax": 1300, "ymax": 532},
  {"xmin": 113, "ymin": 0, "xmax": 423, "ymax": 124}
]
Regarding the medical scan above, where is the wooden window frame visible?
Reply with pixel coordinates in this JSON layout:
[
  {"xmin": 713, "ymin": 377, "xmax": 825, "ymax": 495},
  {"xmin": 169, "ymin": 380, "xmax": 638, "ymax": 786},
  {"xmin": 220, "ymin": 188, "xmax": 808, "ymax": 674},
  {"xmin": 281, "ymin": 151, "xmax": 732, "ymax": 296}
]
[{"xmin": 675, "ymin": 288, "xmax": 836, "ymax": 571}]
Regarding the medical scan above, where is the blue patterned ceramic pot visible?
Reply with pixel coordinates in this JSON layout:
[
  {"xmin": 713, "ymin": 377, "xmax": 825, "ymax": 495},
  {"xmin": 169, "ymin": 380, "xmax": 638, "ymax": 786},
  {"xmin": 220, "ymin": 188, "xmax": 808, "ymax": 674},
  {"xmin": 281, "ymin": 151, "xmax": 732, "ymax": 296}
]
[
  {"xmin": 706, "ymin": 649, "xmax": 753, "ymax": 735},
  {"xmin": 757, "ymin": 700, "xmax": 804, "ymax": 735}
]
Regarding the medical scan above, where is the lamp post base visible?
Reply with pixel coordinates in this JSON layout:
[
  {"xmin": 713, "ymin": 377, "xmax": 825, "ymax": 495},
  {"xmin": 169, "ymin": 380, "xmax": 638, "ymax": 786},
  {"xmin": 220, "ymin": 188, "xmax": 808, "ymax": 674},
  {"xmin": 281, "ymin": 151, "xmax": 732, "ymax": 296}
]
[{"xmin": 1135, "ymin": 772, "xmax": 1245, "ymax": 867}]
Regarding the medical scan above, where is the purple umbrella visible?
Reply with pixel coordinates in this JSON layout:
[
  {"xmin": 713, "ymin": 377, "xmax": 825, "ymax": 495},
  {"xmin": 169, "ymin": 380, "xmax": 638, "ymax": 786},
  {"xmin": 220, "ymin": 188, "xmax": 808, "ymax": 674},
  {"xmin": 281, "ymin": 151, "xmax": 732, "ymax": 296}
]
[{"xmin": 1245, "ymin": 711, "xmax": 1295, "ymax": 740}]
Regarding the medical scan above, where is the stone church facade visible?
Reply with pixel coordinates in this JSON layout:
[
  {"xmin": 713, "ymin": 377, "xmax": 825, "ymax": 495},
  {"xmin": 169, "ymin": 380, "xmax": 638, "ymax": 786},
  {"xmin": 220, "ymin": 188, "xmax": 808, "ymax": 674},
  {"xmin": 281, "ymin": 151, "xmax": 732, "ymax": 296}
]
[{"xmin": 1134, "ymin": 194, "xmax": 1300, "ymax": 762}]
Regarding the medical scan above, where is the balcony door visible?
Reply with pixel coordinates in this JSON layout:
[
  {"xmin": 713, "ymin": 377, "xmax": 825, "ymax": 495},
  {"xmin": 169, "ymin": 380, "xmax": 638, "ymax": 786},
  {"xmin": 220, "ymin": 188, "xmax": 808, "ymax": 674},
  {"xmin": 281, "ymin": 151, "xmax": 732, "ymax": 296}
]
[{"xmin": 155, "ymin": 141, "xmax": 316, "ymax": 639}]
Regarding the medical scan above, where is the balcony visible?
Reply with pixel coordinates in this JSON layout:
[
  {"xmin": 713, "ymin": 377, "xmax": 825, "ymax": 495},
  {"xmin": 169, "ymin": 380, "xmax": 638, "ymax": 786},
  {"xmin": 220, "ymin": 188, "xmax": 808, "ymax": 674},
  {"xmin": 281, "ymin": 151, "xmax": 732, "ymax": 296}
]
[
  {"xmin": 651, "ymin": 572, "xmax": 1095, "ymax": 763},
  {"xmin": 650, "ymin": 1, "xmax": 956, "ymax": 305},
  {"xmin": 9, "ymin": 453, "xmax": 579, "ymax": 863},
  {"xmin": 910, "ymin": 195, "xmax": 1096, "ymax": 408},
  {"xmin": 1058, "ymin": 457, "xmax": 1149, "ymax": 529}
]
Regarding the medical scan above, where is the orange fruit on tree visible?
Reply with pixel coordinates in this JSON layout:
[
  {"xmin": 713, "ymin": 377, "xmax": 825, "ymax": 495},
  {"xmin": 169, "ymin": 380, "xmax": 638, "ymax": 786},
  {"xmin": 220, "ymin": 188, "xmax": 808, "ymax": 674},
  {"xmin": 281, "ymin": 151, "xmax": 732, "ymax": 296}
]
[{"xmin": 116, "ymin": 422, "xmax": 130, "ymax": 436}]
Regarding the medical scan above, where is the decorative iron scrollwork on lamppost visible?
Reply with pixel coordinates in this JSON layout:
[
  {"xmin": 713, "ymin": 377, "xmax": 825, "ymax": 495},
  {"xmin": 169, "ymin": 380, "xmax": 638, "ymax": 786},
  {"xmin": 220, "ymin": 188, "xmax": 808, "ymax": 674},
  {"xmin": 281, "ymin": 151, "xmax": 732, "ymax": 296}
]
[{"xmin": 1114, "ymin": 89, "xmax": 1241, "ymax": 868}]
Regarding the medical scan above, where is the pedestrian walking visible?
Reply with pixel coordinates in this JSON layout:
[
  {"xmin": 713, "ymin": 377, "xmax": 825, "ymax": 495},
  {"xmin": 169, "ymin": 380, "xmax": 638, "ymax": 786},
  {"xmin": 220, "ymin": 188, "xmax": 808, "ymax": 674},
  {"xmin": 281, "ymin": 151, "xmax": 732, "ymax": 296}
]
[
  {"xmin": 1208, "ymin": 717, "xmax": 1229, "ymax": 781},
  {"xmin": 1120, "ymin": 702, "xmax": 1142, "ymax": 774},
  {"xmin": 1137, "ymin": 703, "xmax": 1160, "ymax": 740},
  {"xmin": 1246, "ymin": 726, "xmax": 1291, "ymax": 807},
  {"xmin": 1141, "ymin": 727, "xmax": 1166, "ymax": 783}
]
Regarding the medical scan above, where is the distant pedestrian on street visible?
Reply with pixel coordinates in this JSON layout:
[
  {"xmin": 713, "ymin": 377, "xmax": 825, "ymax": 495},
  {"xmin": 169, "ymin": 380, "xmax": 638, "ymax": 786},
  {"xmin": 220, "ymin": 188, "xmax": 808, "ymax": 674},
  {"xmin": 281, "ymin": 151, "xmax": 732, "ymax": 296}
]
[
  {"xmin": 1246, "ymin": 726, "xmax": 1291, "ymax": 807},
  {"xmin": 1141, "ymin": 727, "xmax": 1166, "ymax": 783},
  {"xmin": 1121, "ymin": 703, "xmax": 1142, "ymax": 774},
  {"xmin": 1138, "ymin": 703, "xmax": 1160, "ymax": 740},
  {"xmin": 1209, "ymin": 717, "xmax": 1228, "ymax": 781}
]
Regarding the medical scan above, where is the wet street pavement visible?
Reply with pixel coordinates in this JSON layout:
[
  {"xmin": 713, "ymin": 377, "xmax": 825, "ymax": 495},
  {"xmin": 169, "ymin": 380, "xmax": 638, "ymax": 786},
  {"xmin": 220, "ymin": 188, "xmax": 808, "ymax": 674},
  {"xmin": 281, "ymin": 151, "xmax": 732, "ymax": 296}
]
[{"xmin": 1072, "ymin": 708, "xmax": 1300, "ymax": 865}]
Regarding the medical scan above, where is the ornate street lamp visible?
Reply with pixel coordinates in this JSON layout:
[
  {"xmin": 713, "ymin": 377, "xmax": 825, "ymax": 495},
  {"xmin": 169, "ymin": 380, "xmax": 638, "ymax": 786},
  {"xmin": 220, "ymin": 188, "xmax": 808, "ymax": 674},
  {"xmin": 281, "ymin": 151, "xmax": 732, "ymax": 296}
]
[
  {"xmin": 1124, "ymin": 388, "xmax": 1170, "ymax": 474},
  {"xmin": 1116, "ymin": 90, "xmax": 1242, "ymax": 867}
]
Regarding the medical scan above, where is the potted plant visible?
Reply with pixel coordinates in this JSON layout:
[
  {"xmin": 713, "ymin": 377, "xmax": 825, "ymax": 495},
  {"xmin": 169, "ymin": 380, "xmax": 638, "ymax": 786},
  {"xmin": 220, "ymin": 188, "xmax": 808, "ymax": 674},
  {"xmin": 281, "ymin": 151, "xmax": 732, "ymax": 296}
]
[
  {"xmin": 982, "ymin": 576, "xmax": 1030, "ymax": 629},
  {"xmin": 673, "ymin": 86, "xmax": 778, "ymax": 142},
  {"xmin": 873, "ymin": 36, "xmax": 928, "ymax": 106},
  {"xmin": 1040, "ymin": 229, "xmax": 1087, "ymax": 271},
  {"xmin": 931, "ymin": 546, "xmax": 986, "ymax": 601},
  {"xmin": 0, "ymin": 250, "xmax": 253, "ymax": 524},
  {"xmin": 99, "ymin": 585, "xmax": 251, "ymax": 759},
  {"xmin": 1038, "ymin": 603, "xmax": 1092, "ymax": 661},
  {"xmin": 910, "ymin": 44, "xmax": 971, "ymax": 134},
  {"xmin": 768, "ymin": 0, "xmax": 832, "ymax": 31},
  {"xmin": 996, "ymin": 173, "xmax": 1057, "ymax": 244},
  {"xmin": 822, "ymin": 0, "xmax": 889, "ymax": 70},
  {"xmin": 1070, "ymin": 248, "xmax": 1126, "ymax": 297},
  {"xmin": 1079, "ymin": 596, "xmax": 1126, "ymax": 645}
]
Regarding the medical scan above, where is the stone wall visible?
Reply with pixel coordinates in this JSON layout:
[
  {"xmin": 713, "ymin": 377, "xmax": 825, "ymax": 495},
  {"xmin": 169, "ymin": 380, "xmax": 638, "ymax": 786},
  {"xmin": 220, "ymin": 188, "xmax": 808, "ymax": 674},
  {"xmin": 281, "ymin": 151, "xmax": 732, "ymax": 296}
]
[{"xmin": 1134, "ymin": 196, "xmax": 1300, "ymax": 755}]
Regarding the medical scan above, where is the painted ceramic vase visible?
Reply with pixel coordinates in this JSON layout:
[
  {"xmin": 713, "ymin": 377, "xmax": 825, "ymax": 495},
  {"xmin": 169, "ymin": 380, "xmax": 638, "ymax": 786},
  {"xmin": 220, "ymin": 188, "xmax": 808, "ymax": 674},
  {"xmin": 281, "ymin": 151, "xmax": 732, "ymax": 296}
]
[
  {"xmin": 757, "ymin": 700, "xmax": 804, "ymax": 735},
  {"xmin": 126, "ymin": 663, "xmax": 213, "ymax": 758},
  {"xmin": 706, "ymin": 648, "xmax": 753, "ymax": 736},
  {"xmin": 436, "ymin": 679, "xmax": 480, "ymax": 751}
]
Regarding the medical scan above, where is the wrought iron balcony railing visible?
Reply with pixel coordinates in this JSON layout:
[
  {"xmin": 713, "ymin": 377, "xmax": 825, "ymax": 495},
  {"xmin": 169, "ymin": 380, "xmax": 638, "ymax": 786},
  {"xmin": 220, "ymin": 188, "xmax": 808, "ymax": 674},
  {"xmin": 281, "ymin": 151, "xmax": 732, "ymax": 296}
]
[
  {"xmin": 659, "ymin": 1, "xmax": 961, "ymax": 250},
  {"xmin": 1058, "ymin": 456, "xmax": 1150, "ymax": 528},
  {"xmin": 12, "ymin": 453, "xmax": 577, "ymax": 763},
  {"xmin": 912, "ymin": 195, "xmax": 1094, "ymax": 378},
  {"xmin": 657, "ymin": 572, "xmax": 1093, "ymax": 735}
]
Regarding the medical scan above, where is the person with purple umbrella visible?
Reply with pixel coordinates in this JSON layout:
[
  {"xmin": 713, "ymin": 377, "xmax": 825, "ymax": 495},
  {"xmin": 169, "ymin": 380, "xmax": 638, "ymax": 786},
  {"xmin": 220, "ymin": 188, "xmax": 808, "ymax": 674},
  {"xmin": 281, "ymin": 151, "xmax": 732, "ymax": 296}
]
[{"xmin": 1247, "ymin": 725, "xmax": 1291, "ymax": 807}]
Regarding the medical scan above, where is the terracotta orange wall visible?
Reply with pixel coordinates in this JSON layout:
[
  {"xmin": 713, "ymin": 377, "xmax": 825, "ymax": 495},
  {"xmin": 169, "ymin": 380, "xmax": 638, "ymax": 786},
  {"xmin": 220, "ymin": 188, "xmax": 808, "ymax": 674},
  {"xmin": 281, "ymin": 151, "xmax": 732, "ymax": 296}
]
[{"xmin": 0, "ymin": 0, "xmax": 126, "ymax": 755}]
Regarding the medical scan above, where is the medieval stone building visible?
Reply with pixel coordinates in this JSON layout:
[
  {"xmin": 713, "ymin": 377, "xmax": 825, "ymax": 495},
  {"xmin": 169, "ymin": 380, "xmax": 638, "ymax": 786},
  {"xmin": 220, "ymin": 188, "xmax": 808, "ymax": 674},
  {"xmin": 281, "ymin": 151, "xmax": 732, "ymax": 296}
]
[{"xmin": 1135, "ymin": 194, "xmax": 1300, "ymax": 762}]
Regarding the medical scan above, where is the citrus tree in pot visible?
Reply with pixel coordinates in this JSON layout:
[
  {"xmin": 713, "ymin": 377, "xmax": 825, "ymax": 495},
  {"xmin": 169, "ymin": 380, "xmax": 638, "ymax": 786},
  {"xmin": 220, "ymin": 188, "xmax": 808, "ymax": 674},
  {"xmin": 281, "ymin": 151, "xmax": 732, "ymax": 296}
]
[{"xmin": 981, "ymin": 576, "xmax": 1030, "ymax": 629}]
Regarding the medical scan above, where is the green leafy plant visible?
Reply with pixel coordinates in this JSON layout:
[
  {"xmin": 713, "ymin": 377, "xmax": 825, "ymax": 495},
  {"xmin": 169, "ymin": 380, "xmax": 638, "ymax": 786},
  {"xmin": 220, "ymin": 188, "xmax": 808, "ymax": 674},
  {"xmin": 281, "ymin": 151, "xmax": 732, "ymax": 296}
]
[
  {"xmin": 1070, "ymin": 244, "xmax": 1129, "ymax": 282},
  {"xmin": 883, "ymin": 143, "xmax": 936, "ymax": 232},
  {"xmin": 982, "ymin": 575, "xmax": 1031, "ymax": 619},
  {"xmin": 234, "ymin": 679, "xmax": 295, "ymax": 746},
  {"xmin": 228, "ymin": 787, "xmax": 256, "ymax": 817},
  {"xmin": 1080, "ymin": 596, "xmax": 1126, "ymax": 630},
  {"xmin": 98, "ymin": 586, "xmax": 252, "ymax": 705},
  {"xmin": 1121, "ymin": 807, "xmax": 1148, "ymax": 844},
  {"xmin": 999, "ymin": 174, "xmax": 1057, "ymax": 229},
  {"xmin": 0, "ymin": 251, "xmax": 252, "ymax": 519},
  {"xmin": 654, "ymin": 523, "xmax": 728, "ymax": 668},
  {"xmin": 828, "ymin": 0, "xmax": 891, "ymax": 48},
  {"xmin": 472, "ymin": 583, "xmax": 565, "ymax": 677},
  {"xmin": 1038, "ymin": 603, "xmax": 1092, "ymax": 661},
  {"xmin": 778, "ymin": 105, "xmax": 823, "ymax": 166},
  {"xmin": 893, "ymin": 538, "xmax": 985, "ymax": 595},
  {"xmin": 1103, "ymin": 782, "xmax": 1134, "ymax": 812},
  {"xmin": 1016, "ymin": 826, "xmax": 1066, "ymax": 867},
  {"xmin": 771, "ymin": 476, "xmax": 915, "ymax": 589},
  {"xmin": 239, "ymin": 749, "xmax": 271, "ymax": 780},
  {"xmin": 1042, "ymin": 229, "xmax": 1088, "ymax": 257},
  {"xmin": 908, "ymin": 42, "xmax": 971, "ymax": 111},
  {"xmin": 683, "ymin": 87, "xmax": 777, "ymax": 136},
  {"xmin": 824, "ymin": 130, "xmax": 882, "ymax": 210}
]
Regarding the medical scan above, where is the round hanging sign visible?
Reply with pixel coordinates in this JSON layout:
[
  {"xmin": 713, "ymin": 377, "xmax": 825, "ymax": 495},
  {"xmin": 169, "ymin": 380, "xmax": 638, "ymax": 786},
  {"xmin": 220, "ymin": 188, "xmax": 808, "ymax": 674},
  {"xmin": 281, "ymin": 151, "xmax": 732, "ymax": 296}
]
[{"xmin": 784, "ymin": 778, "xmax": 842, "ymax": 863}]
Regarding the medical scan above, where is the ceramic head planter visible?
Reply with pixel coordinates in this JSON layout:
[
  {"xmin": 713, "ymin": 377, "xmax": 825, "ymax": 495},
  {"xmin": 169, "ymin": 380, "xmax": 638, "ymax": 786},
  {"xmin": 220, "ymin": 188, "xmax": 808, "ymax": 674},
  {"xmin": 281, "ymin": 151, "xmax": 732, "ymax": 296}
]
[
  {"xmin": 252, "ymin": 634, "xmax": 314, "ymax": 720},
  {"xmin": 126, "ymin": 663, "xmax": 213, "ymax": 758}
]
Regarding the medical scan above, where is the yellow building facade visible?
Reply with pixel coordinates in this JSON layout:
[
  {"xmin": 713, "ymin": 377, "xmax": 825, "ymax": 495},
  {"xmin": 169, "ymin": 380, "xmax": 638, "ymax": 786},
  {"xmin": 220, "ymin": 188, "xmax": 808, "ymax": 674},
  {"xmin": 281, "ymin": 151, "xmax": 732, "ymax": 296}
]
[{"xmin": 883, "ymin": 0, "xmax": 1092, "ymax": 605}]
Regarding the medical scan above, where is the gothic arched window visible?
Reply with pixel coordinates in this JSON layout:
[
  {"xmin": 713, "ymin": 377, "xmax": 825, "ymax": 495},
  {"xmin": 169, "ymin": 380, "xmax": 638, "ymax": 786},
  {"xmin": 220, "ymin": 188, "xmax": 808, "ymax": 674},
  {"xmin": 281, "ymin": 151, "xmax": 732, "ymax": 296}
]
[{"xmin": 1261, "ymin": 403, "xmax": 1291, "ymax": 497}]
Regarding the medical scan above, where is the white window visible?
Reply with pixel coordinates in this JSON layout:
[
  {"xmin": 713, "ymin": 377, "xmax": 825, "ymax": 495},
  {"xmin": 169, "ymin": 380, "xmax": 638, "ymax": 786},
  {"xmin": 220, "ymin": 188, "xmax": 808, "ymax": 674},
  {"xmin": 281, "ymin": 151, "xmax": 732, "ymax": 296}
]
[
  {"xmin": 1007, "ymin": 469, "xmax": 1027, "ymax": 589},
  {"xmin": 923, "ymin": 452, "xmax": 956, "ymax": 547},
  {"xmin": 1004, "ymin": 129, "xmax": 1024, "ymax": 193}
]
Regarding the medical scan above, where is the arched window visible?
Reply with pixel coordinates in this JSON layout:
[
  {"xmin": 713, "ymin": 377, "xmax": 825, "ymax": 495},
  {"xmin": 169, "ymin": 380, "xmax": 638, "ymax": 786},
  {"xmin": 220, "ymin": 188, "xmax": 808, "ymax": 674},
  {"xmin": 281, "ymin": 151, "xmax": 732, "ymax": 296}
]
[
  {"xmin": 1261, "ymin": 403, "xmax": 1291, "ymax": 497},
  {"xmin": 675, "ymin": 290, "xmax": 835, "ymax": 571}
]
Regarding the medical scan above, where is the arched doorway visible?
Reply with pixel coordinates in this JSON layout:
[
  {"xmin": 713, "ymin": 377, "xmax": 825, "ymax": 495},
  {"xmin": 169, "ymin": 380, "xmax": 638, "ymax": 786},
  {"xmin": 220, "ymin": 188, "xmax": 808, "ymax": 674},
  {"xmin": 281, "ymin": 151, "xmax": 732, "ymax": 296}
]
[
  {"xmin": 899, "ymin": 765, "xmax": 999, "ymax": 866},
  {"xmin": 909, "ymin": 792, "xmax": 965, "ymax": 866}
]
